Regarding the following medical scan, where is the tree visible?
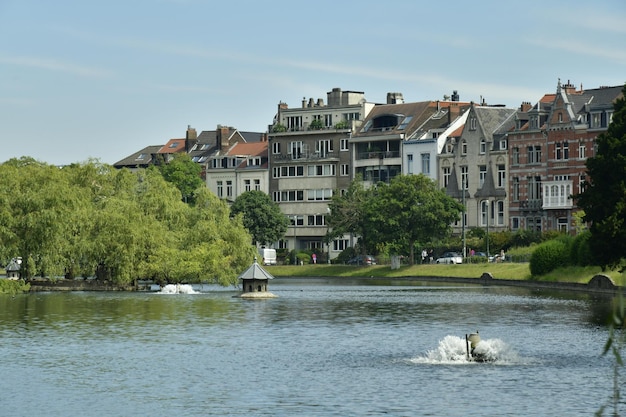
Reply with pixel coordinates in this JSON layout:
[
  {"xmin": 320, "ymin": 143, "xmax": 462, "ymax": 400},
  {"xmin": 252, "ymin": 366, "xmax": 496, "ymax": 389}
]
[
  {"xmin": 370, "ymin": 174, "xmax": 464, "ymax": 264},
  {"xmin": 158, "ymin": 153, "xmax": 204, "ymax": 204},
  {"xmin": 230, "ymin": 190, "xmax": 289, "ymax": 246},
  {"xmin": 576, "ymin": 84, "xmax": 626, "ymax": 271},
  {"xmin": 326, "ymin": 175, "xmax": 377, "ymax": 255}
]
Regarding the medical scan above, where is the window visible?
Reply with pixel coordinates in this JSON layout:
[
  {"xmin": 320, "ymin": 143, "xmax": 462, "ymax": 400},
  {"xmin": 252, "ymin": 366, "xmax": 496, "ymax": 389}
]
[
  {"xmin": 287, "ymin": 116, "xmax": 302, "ymax": 130},
  {"xmin": 226, "ymin": 181, "xmax": 233, "ymax": 198},
  {"xmin": 308, "ymin": 164, "xmax": 335, "ymax": 176},
  {"xmin": 461, "ymin": 140, "xmax": 467, "ymax": 155},
  {"xmin": 307, "ymin": 214, "xmax": 326, "ymax": 226},
  {"xmin": 254, "ymin": 179, "xmax": 260, "ymax": 191},
  {"xmin": 497, "ymin": 200, "xmax": 505, "ymax": 226},
  {"xmin": 289, "ymin": 141, "xmax": 303, "ymax": 159},
  {"xmin": 497, "ymin": 164, "xmax": 506, "ymax": 188},
  {"xmin": 528, "ymin": 176, "xmax": 541, "ymax": 200},
  {"xmin": 579, "ymin": 174, "xmax": 586, "ymax": 194},
  {"xmin": 512, "ymin": 147, "xmax": 519, "ymax": 164},
  {"xmin": 500, "ymin": 139, "xmax": 507, "ymax": 150},
  {"xmin": 421, "ymin": 153, "xmax": 430, "ymax": 175},
  {"xmin": 578, "ymin": 141, "xmax": 586, "ymax": 159},
  {"xmin": 557, "ymin": 217, "xmax": 568, "ymax": 232},
  {"xmin": 333, "ymin": 239, "xmax": 349, "ymax": 251},
  {"xmin": 397, "ymin": 116, "xmax": 413, "ymax": 130},
  {"xmin": 442, "ymin": 167, "xmax": 451, "ymax": 187},
  {"xmin": 340, "ymin": 164, "xmax": 349, "ymax": 176},
  {"xmin": 343, "ymin": 112, "xmax": 360, "ymax": 121},
  {"xmin": 513, "ymin": 177, "xmax": 520, "ymax": 201},
  {"xmin": 272, "ymin": 141, "xmax": 281, "ymax": 154},
  {"xmin": 461, "ymin": 166, "xmax": 468, "ymax": 190},
  {"xmin": 340, "ymin": 138, "xmax": 349, "ymax": 151},
  {"xmin": 277, "ymin": 239, "xmax": 288, "ymax": 250},
  {"xmin": 307, "ymin": 189, "xmax": 333, "ymax": 201},
  {"xmin": 274, "ymin": 190, "xmax": 304, "ymax": 202},
  {"xmin": 244, "ymin": 179, "xmax": 251, "ymax": 192},
  {"xmin": 480, "ymin": 200, "xmax": 488, "ymax": 226},
  {"xmin": 316, "ymin": 139, "xmax": 333, "ymax": 157},
  {"xmin": 527, "ymin": 145, "xmax": 541, "ymax": 164},
  {"xmin": 470, "ymin": 117, "xmax": 477, "ymax": 130},
  {"xmin": 511, "ymin": 217, "xmax": 520, "ymax": 230},
  {"xmin": 406, "ymin": 154, "xmax": 413, "ymax": 174},
  {"xmin": 563, "ymin": 141, "xmax": 569, "ymax": 160},
  {"xmin": 324, "ymin": 114, "xmax": 333, "ymax": 128},
  {"xmin": 479, "ymin": 165, "xmax": 487, "ymax": 187},
  {"xmin": 480, "ymin": 139, "xmax": 486, "ymax": 154},
  {"xmin": 217, "ymin": 181, "xmax": 223, "ymax": 198}
]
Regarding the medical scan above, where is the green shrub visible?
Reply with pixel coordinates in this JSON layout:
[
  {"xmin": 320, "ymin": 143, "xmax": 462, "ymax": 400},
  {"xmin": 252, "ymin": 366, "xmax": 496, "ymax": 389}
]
[
  {"xmin": 335, "ymin": 247, "xmax": 356, "ymax": 264},
  {"xmin": 529, "ymin": 240, "xmax": 569, "ymax": 277},
  {"xmin": 570, "ymin": 231, "xmax": 593, "ymax": 266}
]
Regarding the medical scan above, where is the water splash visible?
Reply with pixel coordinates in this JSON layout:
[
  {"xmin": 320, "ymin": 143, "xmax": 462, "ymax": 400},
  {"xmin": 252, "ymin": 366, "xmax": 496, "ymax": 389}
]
[
  {"xmin": 410, "ymin": 335, "xmax": 519, "ymax": 365},
  {"xmin": 158, "ymin": 284, "xmax": 198, "ymax": 294}
]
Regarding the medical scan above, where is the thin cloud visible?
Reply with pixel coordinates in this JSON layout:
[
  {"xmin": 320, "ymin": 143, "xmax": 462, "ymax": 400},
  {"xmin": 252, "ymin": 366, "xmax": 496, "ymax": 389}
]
[
  {"xmin": 526, "ymin": 37, "xmax": 626, "ymax": 65},
  {"xmin": 0, "ymin": 55, "xmax": 113, "ymax": 78}
]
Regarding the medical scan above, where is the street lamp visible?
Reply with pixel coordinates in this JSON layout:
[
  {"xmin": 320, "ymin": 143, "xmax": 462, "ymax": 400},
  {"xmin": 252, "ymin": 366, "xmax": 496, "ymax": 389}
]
[
  {"xmin": 291, "ymin": 214, "xmax": 297, "ymax": 265},
  {"xmin": 326, "ymin": 207, "xmax": 331, "ymax": 264}
]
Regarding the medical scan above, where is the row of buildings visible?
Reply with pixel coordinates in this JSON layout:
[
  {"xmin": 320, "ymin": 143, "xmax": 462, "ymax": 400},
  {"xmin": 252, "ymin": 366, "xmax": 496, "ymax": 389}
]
[{"xmin": 114, "ymin": 81, "xmax": 623, "ymax": 259}]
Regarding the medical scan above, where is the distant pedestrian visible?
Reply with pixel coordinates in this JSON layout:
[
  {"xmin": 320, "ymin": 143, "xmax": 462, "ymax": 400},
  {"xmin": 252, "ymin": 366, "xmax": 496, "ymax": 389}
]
[
  {"xmin": 421, "ymin": 249, "xmax": 427, "ymax": 264},
  {"xmin": 312, "ymin": 253, "xmax": 317, "ymax": 264}
]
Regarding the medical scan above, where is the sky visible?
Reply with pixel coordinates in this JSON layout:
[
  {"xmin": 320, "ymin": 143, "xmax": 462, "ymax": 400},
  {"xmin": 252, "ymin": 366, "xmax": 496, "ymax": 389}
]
[{"xmin": 1, "ymin": 0, "xmax": 625, "ymax": 166}]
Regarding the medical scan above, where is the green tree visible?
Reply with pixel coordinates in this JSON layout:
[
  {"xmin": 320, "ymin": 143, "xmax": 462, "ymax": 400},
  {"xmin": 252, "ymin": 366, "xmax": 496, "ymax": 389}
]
[
  {"xmin": 576, "ymin": 84, "xmax": 626, "ymax": 271},
  {"xmin": 230, "ymin": 190, "xmax": 289, "ymax": 246},
  {"xmin": 326, "ymin": 176, "xmax": 377, "ymax": 254},
  {"xmin": 370, "ymin": 174, "xmax": 464, "ymax": 264},
  {"xmin": 158, "ymin": 153, "xmax": 204, "ymax": 204}
]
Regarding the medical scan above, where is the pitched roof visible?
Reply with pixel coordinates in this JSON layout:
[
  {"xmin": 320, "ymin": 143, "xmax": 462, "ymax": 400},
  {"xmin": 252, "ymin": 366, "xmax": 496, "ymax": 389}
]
[
  {"xmin": 113, "ymin": 145, "xmax": 163, "ymax": 168},
  {"xmin": 226, "ymin": 141, "xmax": 268, "ymax": 157},
  {"xmin": 238, "ymin": 259, "xmax": 274, "ymax": 280},
  {"xmin": 158, "ymin": 138, "xmax": 186, "ymax": 154}
]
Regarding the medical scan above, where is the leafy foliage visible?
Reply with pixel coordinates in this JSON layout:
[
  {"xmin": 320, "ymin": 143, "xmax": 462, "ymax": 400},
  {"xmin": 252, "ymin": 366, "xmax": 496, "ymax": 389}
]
[
  {"xmin": 327, "ymin": 175, "xmax": 463, "ymax": 264},
  {"xmin": 230, "ymin": 190, "xmax": 290, "ymax": 246},
  {"xmin": 529, "ymin": 239, "xmax": 570, "ymax": 277},
  {"xmin": 157, "ymin": 153, "xmax": 204, "ymax": 204},
  {"xmin": 0, "ymin": 159, "xmax": 255, "ymax": 287},
  {"xmin": 576, "ymin": 84, "xmax": 626, "ymax": 271}
]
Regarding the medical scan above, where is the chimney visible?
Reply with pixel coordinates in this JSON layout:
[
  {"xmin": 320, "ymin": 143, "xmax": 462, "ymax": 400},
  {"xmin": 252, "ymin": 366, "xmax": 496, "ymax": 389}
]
[
  {"xmin": 387, "ymin": 92, "xmax": 404, "ymax": 104},
  {"xmin": 186, "ymin": 125, "xmax": 197, "ymax": 140},
  {"xmin": 185, "ymin": 125, "xmax": 197, "ymax": 152},
  {"xmin": 216, "ymin": 125, "xmax": 231, "ymax": 152},
  {"xmin": 302, "ymin": 97, "xmax": 307, "ymax": 108},
  {"xmin": 520, "ymin": 102, "xmax": 532, "ymax": 112},
  {"xmin": 451, "ymin": 90, "xmax": 459, "ymax": 102},
  {"xmin": 563, "ymin": 80, "xmax": 576, "ymax": 94},
  {"xmin": 308, "ymin": 98, "xmax": 314, "ymax": 108}
]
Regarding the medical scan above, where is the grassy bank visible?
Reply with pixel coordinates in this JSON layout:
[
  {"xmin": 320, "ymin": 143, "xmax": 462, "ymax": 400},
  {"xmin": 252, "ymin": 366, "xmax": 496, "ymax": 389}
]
[{"xmin": 265, "ymin": 263, "xmax": 625, "ymax": 286}]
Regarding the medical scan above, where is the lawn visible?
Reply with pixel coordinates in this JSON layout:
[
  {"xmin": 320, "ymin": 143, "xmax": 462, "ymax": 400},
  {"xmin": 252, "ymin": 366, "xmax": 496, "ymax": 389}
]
[{"xmin": 265, "ymin": 262, "xmax": 625, "ymax": 286}]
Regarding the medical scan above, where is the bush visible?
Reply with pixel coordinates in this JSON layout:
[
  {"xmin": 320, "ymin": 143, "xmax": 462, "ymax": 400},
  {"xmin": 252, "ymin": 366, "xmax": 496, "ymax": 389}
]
[
  {"xmin": 335, "ymin": 247, "xmax": 356, "ymax": 264},
  {"xmin": 529, "ymin": 240, "xmax": 570, "ymax": 277},
  {"xmin": 570, "ymin": 231, "xmax": 593, "ymax": 266}
]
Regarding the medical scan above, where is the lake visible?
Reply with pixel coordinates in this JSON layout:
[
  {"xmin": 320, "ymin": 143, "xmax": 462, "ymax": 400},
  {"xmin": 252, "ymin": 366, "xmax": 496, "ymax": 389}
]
[{"xmin": 0, "ymin": 278, "xmax": 622, "ymax": 416}]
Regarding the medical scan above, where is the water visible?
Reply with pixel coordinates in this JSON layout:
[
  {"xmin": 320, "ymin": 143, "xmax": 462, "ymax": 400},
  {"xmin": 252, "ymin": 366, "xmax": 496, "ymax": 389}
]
[{"xmin": 0, "ymin": 279, "xmax": 622, "ymax": 416}]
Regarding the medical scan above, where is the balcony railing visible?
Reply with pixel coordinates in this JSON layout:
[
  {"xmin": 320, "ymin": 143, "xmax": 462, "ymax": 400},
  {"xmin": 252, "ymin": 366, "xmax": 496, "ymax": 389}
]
[{"xmin": 356, "ymin": 151, "xmax": 400, "ymax": 160}]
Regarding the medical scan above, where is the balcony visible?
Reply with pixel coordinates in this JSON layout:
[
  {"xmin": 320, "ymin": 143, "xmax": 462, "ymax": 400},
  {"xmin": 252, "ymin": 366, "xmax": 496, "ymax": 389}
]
[
  {"xmin": 356, "ymin": 150, "xmax": 400, "ymax": 160},
  {"xmin": 543, "ymin": 181, "xmax": 573, "ymax": 209}
]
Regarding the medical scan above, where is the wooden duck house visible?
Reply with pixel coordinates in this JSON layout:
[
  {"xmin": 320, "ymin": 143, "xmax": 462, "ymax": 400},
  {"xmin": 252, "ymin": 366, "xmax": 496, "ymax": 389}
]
[{"xmin": 236, "ymin": 258, "xmax": 277, "ymax": 298}]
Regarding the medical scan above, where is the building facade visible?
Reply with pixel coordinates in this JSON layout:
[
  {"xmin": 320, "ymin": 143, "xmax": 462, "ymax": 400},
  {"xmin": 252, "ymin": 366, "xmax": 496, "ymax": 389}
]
[
  {"xmin": 507, "ymin": 80, "xmax": 623, "ymax": 233},
  {"xmin": 267, "ymin": 88, "xmax": 375, "ymax": 259}
]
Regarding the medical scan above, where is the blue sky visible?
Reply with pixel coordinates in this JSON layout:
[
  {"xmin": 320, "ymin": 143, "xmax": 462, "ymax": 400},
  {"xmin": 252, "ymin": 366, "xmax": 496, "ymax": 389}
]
[{"xmin": 2, "ymin": 0, "xmax": 625, "ymax": 165}]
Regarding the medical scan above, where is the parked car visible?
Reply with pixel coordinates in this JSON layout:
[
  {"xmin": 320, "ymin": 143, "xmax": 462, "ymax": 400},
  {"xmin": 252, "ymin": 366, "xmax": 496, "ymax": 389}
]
[
  {"xmin": 436, "ymin": 252, "xmax": 463, "ymax": 264},
  {"xmin": 347, "ymin": 255, "xmax": 377, "ymax": 266}
]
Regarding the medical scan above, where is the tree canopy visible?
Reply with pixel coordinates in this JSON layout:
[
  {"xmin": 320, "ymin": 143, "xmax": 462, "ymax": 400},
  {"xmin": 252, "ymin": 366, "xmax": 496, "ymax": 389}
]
[
  {"xmin": 158, "ymin": 153, "xmax": 204, "ymax": 204},
  {"xmin": 0, "ymin": 159, "xmax": 255, "ymax": 286},
  {"xmin": 230, "ymin": 190, "xmax": 289, "ymax": 246},
  {"xmin": 576, "ymin": 83, "xmax": 626, "ymax": 271},
  {"xmin": 326, "ymin": 174, "xmax": 463, "ymax": 264}
]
